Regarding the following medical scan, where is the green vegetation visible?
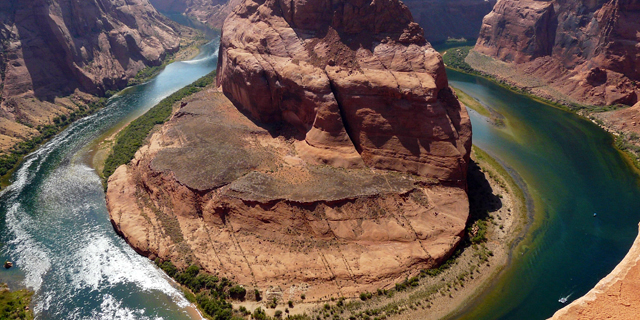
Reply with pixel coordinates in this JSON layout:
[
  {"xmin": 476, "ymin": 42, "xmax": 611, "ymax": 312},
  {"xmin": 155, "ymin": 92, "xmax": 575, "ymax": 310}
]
[
  {"xmin": 102, "ymin": 71, "xmax": 216, "ymax": 180},
  {"xmin": 442, "ymin": 46, "xmax": 475, "ymax": 73},
  {"xmin": 453, "ymin": 87, "xmax": 492, "ymax": 118},
  {"xmin": 155, "ymin": 260, "xmax": 241, "ymax": 319},
  {"xmin": 432, "ymin": 39, "xmax": 477, "ymax": 53},
  {"xmin": 0, "ymin": 99, "xmax": 106, "ymax": 186},
  {"xmin": 0, "ymin": 286, "xmax": 33, "ymax": 320},
  {"xmin": 615, "ymin": 133, "xmax": 640, "ymax": 170}
]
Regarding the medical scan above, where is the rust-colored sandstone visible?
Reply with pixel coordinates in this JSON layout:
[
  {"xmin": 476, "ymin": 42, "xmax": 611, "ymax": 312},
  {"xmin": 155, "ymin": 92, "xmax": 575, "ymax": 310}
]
[
  {"xmin": 471, "ymin": 0, "xmax": 639, "ymax": 106},
  {"xmin": 0, "ymin": 0, "xmax": 180, "ymax": 151},
  {"xmin": 107, "ymin": 0, "xmax": 471, "ymax": 300},
  {"xmin": 550, "ymin": 223, "xmax": 640, "ymax": 320}
]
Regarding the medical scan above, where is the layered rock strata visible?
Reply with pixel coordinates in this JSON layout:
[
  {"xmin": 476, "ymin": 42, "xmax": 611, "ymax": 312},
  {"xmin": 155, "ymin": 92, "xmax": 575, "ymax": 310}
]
[
  {"xmin": 108, "ymin": 0, "xmax": 471, "ymax": 300},
  {"xmin": 0, "ymin": 0, "xmax": 181, "ymax": 151},
  {"xmin": 550, "ymin": 223, "xmax": 640, "ymax": 320},
  {"xmin": 472, "ymin": 0, "xmax": 640, "ymax": 106}
]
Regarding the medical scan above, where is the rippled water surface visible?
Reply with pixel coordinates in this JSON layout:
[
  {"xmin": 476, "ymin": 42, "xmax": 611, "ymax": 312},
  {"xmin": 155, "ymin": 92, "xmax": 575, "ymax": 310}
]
[
  {"xmin": 0, "ymin": 38, "xmax": 219, "ymax": 319},
  {"xmin": 448, "ymin": 69, "xmax": 640, "ymax": 320}
]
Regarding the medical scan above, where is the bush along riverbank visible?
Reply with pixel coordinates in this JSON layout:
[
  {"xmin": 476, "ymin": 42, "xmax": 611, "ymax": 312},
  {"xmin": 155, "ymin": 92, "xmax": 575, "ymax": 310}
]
[
  {"xmin": 0, "ymin": 98, "xmax": 107, "ymax": 188},
  {"xmin": 442, "ymin": 46, "xmax": 640, "ymax": 171},
  {"xmin": 102, "ymin": 71, "xmax": 215, "ymax": 181}
]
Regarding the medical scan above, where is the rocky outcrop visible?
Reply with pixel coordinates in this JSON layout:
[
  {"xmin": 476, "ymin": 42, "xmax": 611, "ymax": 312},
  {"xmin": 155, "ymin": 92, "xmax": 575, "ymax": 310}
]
[
  {"xmin": 550, "ymin": 223, "xmax": 640, "ymax": 320},
  {"xmin": 404, "ymin": 0, "xmax": 496, "ymax": 43},
  {"xmin": 149, "ymin": 0, "xmax": 242, "ymax": 29},
  {"xmin": 0, "ymin": 0, "xmax": 181, "ymax": 151},
  {"xmin": 108, "ymin": 0, "xmax": 471, "ymax": 300},
  {"xmin": 473, "ymin": 0, "xmax": 640, "ymax": 106},
  {"xmin": 217, "ymin": 0, "xmax": 471, "ymax": 181}
]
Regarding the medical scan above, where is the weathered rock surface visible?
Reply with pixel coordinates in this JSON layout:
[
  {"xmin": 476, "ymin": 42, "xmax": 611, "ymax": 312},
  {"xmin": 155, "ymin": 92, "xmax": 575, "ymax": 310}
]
[
  {"xmin": 598, "ymin": 102, "xmax": 640, "ymax": 137},
  {"xmin": 107, "ymin": 88, "xmax": 470, "ymax": 300},
  {"xmin": 550, "ymin": 223, "xmax": 640, "ymax": 320},
  {"xmin": 108, "ymin": 0, "xmax": 472, "ymax": 300},
  {"xmin": 0, "ymin": 0, "xmax": 181, "ymax": 151},
  {"xmin": 473, "ymin": 0, "xmax": 640, "ymax": 106},
  {"xmin": 217, "ymin": 0, "xmax": 471, "ymax": 181},
  {"xmin": 404, "ymin": 0, "xmax": 496, "ymax": 43}
]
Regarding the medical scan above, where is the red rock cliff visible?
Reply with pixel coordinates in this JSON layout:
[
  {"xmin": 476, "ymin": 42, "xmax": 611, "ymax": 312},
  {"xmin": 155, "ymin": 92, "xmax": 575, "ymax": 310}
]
[
  {"xmin": 217, "ymin": 0, "xmax": 471, "ymax": 182},
  {"xmin": 474, "ymin": 0, "xmax": 640, "ymax": 106},
  {"xmin": 0, "ymin": 0, "xmax": 180, "ymax": 150}
]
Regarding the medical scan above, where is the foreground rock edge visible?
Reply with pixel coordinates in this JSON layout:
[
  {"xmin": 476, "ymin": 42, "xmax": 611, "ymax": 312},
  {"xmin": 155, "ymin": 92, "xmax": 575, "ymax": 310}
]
[{"xmin": 550, "ymin": 223, "xmax": 640, "ymax": 320}]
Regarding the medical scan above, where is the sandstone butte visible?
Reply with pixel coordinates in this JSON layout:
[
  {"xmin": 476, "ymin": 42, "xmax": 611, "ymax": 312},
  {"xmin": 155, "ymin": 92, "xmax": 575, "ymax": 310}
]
[
  {"xmin": 106, "ymin": 0, "xmax": 472, "ymax": 300},
  {"xmin": 472, "ymin": 0, "xmax": 640, "ymax": 107},
  {"xmin": 550, "ymin": 223, "xmax": 640, "ymax": 320},
  {"xmin": 0, "ymin": 0, "xmax": 181, "ymax": 151}
]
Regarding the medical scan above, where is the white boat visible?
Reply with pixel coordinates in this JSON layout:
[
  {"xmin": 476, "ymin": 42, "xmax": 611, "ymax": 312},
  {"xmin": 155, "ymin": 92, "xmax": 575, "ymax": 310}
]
[{"xmin": 559, "ymin": 293, "xmax": 572, "ymax": 304}]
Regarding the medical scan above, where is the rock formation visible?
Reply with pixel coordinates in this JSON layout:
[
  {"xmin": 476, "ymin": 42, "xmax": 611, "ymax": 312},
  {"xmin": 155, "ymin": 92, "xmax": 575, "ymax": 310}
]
[
  {"xmin": 471, "ymin": 0, "xmax": 640, "ymax": 106},
  {"xmin": 404, "ymin": 0, "xmax": 496, "ymax": 43},
  {"xmin": 108, "ymin": 0, "xmax": 472, "ymax": 300},
  {"xmin": 550, "ymin": 223, "xmax": 640, "ymax": 320},
  {"xmin": 0, "ymin": 0, "xmax": 181, "ymax": 151},
  {"xmin": 149, "ymin": 0, "xmax": 495, "ymax": 43}
]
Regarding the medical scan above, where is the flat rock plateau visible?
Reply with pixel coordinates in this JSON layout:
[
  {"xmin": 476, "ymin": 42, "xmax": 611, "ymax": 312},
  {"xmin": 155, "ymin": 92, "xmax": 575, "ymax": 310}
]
[{"xmin": 107, "ymin": 0, "xmax": 472, "ymax": 300}]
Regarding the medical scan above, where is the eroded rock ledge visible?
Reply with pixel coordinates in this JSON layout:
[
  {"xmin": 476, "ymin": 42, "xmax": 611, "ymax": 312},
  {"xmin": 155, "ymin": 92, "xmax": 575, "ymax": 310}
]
[{"xmin": 108, "ymin": 0, "xmax": 471, "ymax": 300}]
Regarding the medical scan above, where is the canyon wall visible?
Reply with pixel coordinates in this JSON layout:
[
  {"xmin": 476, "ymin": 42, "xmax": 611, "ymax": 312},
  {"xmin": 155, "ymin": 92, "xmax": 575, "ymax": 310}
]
[
  {"xmin": 150, "ymin": 0, "xmax": 495, "ymax": 42},
  {"xmin": 108, "ymin": 0, "xmax": 472, "ymax": 300},
  {"xmin": 404, "ymin": 0, "xmax": 496, "ymax": 43},
  {"xmin": 472, "ymin": 0, "xmax": 640, "ymax": 106},
  {"xmin": 0, "ymin": 0, "xmax": 181, "ymax": 151}
]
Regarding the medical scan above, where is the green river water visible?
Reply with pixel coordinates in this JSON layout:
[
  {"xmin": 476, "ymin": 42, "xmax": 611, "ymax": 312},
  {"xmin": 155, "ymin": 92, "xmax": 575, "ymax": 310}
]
[
  {"xmin": 0, "ymin": 38, "xmax": 638, "ymax": 319},
  {"xmin": 447, "ymin": 69, "xmax": 640, "ymax": 319}
]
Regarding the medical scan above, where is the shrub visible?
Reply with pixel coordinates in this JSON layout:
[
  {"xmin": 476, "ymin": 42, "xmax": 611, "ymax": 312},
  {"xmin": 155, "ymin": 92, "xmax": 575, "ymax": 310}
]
[
  {"xmin": 228, "ymin": 285, "xmax": 246, "ymax": 300},
  {"xmin": 103, "ymin": 71, "xmax": 216, "ymax": 180}
]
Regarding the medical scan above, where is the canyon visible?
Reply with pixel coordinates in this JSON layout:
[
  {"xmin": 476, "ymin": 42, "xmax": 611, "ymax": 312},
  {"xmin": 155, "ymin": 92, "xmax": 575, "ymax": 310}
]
[
  {"xmin": 150, "ymin": 0, "xmax": 494, "ymax": 43},
  {"xmin": 0, "ymin": 0, "xmax": 183, "ymax": 152},
  {"xmin": 470, "ymin": 0, "xmax": 639, "ymax": 107},
  {"xmin": 107, "ymin": 0, "xmax": 472, "ymax": 300}
]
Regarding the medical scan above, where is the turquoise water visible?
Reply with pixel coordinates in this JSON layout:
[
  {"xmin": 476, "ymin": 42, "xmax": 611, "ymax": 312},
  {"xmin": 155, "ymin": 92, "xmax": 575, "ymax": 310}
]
[
  {"xmin": 0, "ymin": 38, "xmax": 219, "ymax": 319},
  {"xmin": 447, "ymin": 69, "xmax": 640, "ymax": 319},
  {"xmin": 1, "ymin": 37, "xmax": 638, "ymax": 319}
]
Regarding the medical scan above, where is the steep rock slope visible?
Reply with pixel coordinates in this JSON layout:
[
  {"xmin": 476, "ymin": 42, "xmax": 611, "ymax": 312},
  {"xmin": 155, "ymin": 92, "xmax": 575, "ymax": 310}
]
[
  {"xmin": 108, "ymin": 0, "xmax": 472, "ymax": 300},
  {"xmin": 404, "ymin": 0, "xmax": 496, "ymax": 43},
  {"xmin": 0, "ymin": 0, "xmax": 180, "ymax": 150},
  {"xmin": 550, "ymin": 223, "xmax": 640, "ymax": 320},
  {"xmin": 472, "ymin": 0, "xmax": 639, "ymax": 106}
]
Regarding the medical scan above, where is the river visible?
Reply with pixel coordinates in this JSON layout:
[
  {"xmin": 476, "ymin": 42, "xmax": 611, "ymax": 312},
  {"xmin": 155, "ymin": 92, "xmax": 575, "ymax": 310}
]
[
  {"xmin": 447, "ymin": 69, "xmax": 640, "ymax": 320},
  {"xmin": 0, "ymin": 39, "xmax": 639, "ymax": 319},
  {"xmin": 0, "ymin": 38, "xmax": 219, "ymax": 319}
]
